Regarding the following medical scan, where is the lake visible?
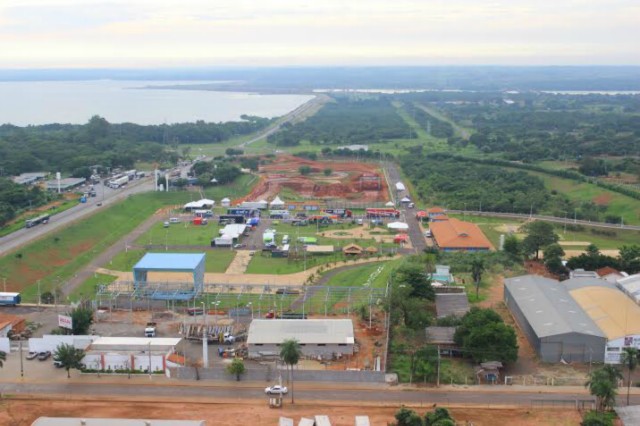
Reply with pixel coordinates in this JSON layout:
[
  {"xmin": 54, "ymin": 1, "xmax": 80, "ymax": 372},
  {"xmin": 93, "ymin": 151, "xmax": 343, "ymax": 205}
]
[{"xmin": 0, "ymin": 80, "xmax": 314, "ymax": 126}]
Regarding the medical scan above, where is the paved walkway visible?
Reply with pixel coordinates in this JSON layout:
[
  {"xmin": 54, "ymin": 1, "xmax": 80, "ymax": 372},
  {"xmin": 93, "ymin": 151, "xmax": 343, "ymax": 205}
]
[{"xmin": 224, "ymin": 250, "xmax": 249, "ymax": 274}]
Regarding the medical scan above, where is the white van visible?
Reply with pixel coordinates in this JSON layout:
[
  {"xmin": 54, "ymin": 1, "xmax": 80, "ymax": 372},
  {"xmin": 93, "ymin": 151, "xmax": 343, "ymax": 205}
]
[
  {"xmin": 169, "ymin": 217, "xmax": 180, "ymax": 224},
  {"xmin": 282, "ymin": 235, "xmax": 290, "ymax": 245}
]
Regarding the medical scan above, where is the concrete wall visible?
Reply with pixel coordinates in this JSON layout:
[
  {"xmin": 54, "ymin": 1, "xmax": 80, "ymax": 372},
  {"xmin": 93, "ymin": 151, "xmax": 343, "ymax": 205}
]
[
  {"xmin": 172, "ymin": 366, "xmax": 387, "ymax": 384},
  {"xmin": 504, "ymin": 285, "xmax": 541, "ymax": 354},
  {"xmin": 248, "ymin": 343, "xmax": 353, "ymax": 359},
  {"xmin": 540, "ymin": 333, "xmax": 606, "ymax": 363},
  {"xmin": 28, "ymin": 335, "xmax": 100, "ymax": 353}
]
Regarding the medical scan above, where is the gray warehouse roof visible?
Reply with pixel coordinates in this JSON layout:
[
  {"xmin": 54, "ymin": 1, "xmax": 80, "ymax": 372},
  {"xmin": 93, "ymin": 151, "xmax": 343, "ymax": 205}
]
[
  {"xmin": 435, "ymin": 293, "xmax": 470, "ymax": 318},
  {"xmin": 248, "ymin": 319, "xmax": 354, "ymax": 345},
  {"xmin": 504, "ymin": 275, "xmax": 605, "ymax": 339}
]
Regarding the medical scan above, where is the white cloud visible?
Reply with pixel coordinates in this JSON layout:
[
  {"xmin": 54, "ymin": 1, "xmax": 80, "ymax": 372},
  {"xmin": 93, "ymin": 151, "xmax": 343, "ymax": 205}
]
[{"xmin": 0, "ymin": 0, "xmax": 638, "ymax": 66}]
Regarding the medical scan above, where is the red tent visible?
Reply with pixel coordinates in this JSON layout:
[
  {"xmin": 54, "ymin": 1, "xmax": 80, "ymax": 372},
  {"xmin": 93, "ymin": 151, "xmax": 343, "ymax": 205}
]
[{"xmin": 394, "ymin": 234, "xmax": 409, "ymax": 244}]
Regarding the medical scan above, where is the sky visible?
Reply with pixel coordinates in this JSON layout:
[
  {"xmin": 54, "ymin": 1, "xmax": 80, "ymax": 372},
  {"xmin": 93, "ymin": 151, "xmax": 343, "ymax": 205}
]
[{"xmin": 0, "ymin": 0, "xmax": 639, "ymax": 68}]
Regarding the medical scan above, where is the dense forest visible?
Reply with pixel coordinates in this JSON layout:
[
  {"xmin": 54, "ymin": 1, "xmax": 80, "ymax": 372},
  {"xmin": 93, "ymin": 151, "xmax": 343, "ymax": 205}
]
[
  {"xmin": 418, "ymin": 92, "xmax": 640, "ymax": 161},
  {"xmin": 0, "ymin": 115, "xmax": 272, "ymax": 176},
  {"xmin": 401, "ymin": 154, "xmax": 558, "ymax": 214},
  {"xmin": 267, "ymin": 97, "xmax": 412, "ymax": 146}
]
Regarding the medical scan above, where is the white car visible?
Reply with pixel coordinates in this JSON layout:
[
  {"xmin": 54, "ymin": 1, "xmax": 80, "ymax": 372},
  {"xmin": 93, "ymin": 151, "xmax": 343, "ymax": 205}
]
[{"xmin": 265, "ymin": 385, "xmax": 288, "ymax": 395}]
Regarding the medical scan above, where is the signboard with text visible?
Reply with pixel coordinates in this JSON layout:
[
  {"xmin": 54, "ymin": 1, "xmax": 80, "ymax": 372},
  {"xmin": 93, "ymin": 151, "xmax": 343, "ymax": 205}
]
[{"xmin": 58, "ymin": 314, "xmax": 73, "ymax": 330}]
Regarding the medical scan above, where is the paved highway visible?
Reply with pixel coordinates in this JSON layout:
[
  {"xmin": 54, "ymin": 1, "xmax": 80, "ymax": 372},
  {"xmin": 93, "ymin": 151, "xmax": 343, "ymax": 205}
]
[
  {"xmin": 0, "ymin": 177, "xmax": 155, "ymax": 257},
  {"xmin": 0, "ymin": 380, "xmax": 615, "ymax": 406}
]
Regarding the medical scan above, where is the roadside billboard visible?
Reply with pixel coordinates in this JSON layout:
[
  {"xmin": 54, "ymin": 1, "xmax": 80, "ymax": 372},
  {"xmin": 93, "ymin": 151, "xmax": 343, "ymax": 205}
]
[{"xmin": 58, "ymin": 314, "xmax": 73, "ymax": 330}]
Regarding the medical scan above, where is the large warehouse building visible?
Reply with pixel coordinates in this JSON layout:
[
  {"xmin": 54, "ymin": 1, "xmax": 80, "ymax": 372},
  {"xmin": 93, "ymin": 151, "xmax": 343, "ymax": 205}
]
[
  {"xmin": 247, "ymin": 319, "xmax": 354, "ymax": 359},
  {"xmin": 564, "ymin": 277, "xmax": 640, "ymax": 364},
  {"xmin": 504, "ymin": 275, "xmax": 607, "ymax": 363}
]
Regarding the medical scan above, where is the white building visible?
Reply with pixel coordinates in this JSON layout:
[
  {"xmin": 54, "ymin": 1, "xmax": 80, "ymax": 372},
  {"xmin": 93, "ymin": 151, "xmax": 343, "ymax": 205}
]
[
  {"xmin": 247, "ymin": 319, "xmax": 354, "ymax": 359},
  {"xmin": 32, "ymin": 418, "xmax": 204, "ymax": 426},
  {"xmin": 82, "ymin": 337, "xmax": 182, "ymax": 373}
]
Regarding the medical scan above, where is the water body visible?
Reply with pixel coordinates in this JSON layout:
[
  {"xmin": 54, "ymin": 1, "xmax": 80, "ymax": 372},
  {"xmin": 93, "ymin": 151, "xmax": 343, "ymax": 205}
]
[{"xmin": 0, "ymin": 80, "xmax": 314, "ymax": 126}]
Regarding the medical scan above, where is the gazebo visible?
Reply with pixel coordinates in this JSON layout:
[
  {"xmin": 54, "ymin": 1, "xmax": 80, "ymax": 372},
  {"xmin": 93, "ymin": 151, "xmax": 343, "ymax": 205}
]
[{"xmin": 342, "ymin": 243, "xmax": 363, "ymax": 255}]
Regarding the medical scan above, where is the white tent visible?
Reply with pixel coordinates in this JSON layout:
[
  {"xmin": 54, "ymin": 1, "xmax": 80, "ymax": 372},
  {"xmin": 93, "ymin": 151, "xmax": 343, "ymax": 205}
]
[
  {"xmin": 387, "ymin": 222, "xmax": 409, "ymax": 230},
  {"xmin": 385, "ymin": 201, "xmax": 395, "ymax": 207},
  {"xmin": 270, "ymin": 195, "xmax": 285, "ymax": 208},
  {"xmin": 200, "ymin": 198, "xmax": 214, "ymax": 206},
  {"xmin": 184, "ymin": 201, "xmax": 199, "ymax": 210},
  {"xmin": 395, "ymin": 182, "xmax": 406, "ymax": 191},
  {"xmin": 221, "ymin": 197, "xmax": 231, "ymax": 207},
  {"xmin": 400, "ymin": 196, "xmax": 411, "ymax": 203}
]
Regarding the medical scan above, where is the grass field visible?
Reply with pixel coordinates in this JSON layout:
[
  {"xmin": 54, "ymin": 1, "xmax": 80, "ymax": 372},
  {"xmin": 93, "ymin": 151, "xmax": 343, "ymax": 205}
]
[
  {"xmin": 135, "ymin": 221, "xmax": 221, "ymax": 246},
  {"xmin": 522, "ymin": 170, "xmax": 640, "ymax": 225},
  {"xmin": 69, "ymin": 272, "xmax": 117, "ymax": 302},
  {"xmin": 108, "ymin": 248, "xmax": 236, "ymax": 274}
]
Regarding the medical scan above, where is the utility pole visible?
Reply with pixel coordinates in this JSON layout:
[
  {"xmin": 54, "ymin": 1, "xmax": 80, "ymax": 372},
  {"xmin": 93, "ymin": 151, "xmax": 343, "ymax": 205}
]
[
  {"xmin": 19, "ymin": 340, "xmax": 24, "ymax": 378},
  {"xmin": 436, "ymin": 345, "xmax": 441, "ymax": 387},
  {"xmin": 2, "ymin": 277, "xmax": 5, "ymax": 292}
]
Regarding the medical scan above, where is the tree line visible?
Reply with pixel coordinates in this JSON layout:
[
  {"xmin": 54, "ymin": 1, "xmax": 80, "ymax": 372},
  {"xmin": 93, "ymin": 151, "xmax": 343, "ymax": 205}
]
[
  {"xmin": 0, "ymin": 115, "xmax": 271, "ymax": 176},
  {"xmin": 267, "ymin": 96, "xmax": 413, "ymax": 147}
]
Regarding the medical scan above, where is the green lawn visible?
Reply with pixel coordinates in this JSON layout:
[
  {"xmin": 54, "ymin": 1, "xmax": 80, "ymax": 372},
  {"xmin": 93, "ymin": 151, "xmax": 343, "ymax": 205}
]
[
  {"xmin": 135, "ymin": 221, "xmax": 221, "ymax": 246},
  {"xmin": 108, "ymin": 248, "xmax": 236, "ymax": 273},
  {"xmin": 68, "ymin": 273, "xmax": 118, "ymax": 302},
  {"xmin": 524, "ymin": 170, "xmax": 640, "ymax": 225}
]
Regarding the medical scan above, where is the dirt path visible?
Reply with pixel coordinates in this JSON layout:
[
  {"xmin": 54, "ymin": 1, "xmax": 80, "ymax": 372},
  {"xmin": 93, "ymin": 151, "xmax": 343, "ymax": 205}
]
[
  {"xmin": 62, "ymin": 208, "xmax": 164, "ymax": 296},
  {"xmin": 416, "ymin": 104, "xmax": 472, "ymax": 140},
  {"xmin": 224, "ymin": 250, "xmax": 248, "ymax": 274}
]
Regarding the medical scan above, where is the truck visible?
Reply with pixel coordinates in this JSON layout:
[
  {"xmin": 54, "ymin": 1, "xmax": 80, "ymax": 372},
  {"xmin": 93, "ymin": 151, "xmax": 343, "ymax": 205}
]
[
  {"xmin": 0, "ymin": 292, "xmax": 21, "ymax": 306},
  {"xmin": 144, "ymin": 322, "xmax": 157, "ymax": 337},
  {"xmin": 365, "ymin": 208, "xmax": 400, "ymax": 218},
  {"xmin": 125, "ymin": 169, "xmax": 137, "ymax": 181},
  {"xmin": 218, "ymin": 214, "xmax": 245, "ymax": 224},
  {"xmin": 227, "ymin": 208, "xmax": 259, "ymax": 217},
  {"xmin": 323, "ymin": 208, "xmax": 353, "ymax": 218},
  {"xmin": 108, "ymin": 175, "xmax": 129, "ymax": 189}
]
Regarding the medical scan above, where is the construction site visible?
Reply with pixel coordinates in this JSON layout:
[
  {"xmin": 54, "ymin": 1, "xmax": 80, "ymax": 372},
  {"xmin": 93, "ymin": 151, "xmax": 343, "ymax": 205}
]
[{"xmin": 236, "ymin": 154, "xmax": 390, "ymax": 205}]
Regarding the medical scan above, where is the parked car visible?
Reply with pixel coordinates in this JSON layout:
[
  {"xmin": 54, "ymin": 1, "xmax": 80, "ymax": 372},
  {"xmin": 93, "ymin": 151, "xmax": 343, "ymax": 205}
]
[
  {"xmin": 96, "ymin": 202, "xmax": 103, "ymax": 207},
  {"xmin": 265, "ymin": 385, "xmax": 288, "ymax": 395},
  {"xmin": 163, "ymin": 221, "xmax": 170, "ymax": 228},
  {"xmin": 37, "ymin": 351, "xmax": 51, "ymax": 361},
  {"xmin": 233, "ymin": 243, "xmax": 246, "ymax": 249},
  {"xmin": 248, "ymin": 251, "xmax": 256, "ymax": 256},
  {"xmin": 53, "ymin": 360, "xmax": 64, "ymax": 368},
  {"xmin": 265, "ymin": 311, "xmax": 275, "ymax": 319},
  {"xmin": 26, "ymin": 351, "xmax": 38, "ymax": 360}
]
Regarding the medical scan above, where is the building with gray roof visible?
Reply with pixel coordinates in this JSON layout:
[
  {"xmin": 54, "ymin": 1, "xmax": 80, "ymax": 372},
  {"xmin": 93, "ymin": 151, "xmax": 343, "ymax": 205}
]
[
  {"xmin": 247, "ymin": 319, "xmax": 354, "ymax": 359},
  {"xmin": 504, "ymin": 275, "xmax": 606, "ymax": 363}
]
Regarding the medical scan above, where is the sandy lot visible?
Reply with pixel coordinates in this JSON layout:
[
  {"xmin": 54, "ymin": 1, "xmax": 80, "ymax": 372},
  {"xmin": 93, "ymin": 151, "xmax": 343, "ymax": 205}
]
[{"xmin": 0, "ymin": 398, "xmax": 583, "ymax": 426}]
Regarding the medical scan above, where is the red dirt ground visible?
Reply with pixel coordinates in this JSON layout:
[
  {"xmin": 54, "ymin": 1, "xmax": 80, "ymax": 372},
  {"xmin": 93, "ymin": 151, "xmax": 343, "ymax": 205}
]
[
  {"xmin": 0, "ymin": 399, "xmax": 583, "ymax": 426},
  {"xmin": 234, "ymin": 154, "xmax": 389, "ymax": 204},
  {"xmin": 592, "ymin": 193, "xmax": 613, "ymax": 205}
]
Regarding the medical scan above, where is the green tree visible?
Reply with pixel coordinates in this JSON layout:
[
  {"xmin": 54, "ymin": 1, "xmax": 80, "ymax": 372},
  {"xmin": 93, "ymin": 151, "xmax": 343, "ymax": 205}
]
[
  {"xmin": 394, "ymin": 406, "xmax": 423, "ymax": 426},
  {"xmin": 323, "ymin": 168, "xmax": 332, "ymax": 176},
  {"xmin": 454, "ymin": 307, "xmax": 518, "ymax": 363},
  {"xmin": 395, "ymin": 264, "xmax": 434, "ymax": 300},
  {"xmin": 521, "ymin": 221, "xmax": 559, "ymax": 259},
  {"xmin": 425, "ymin": 407, "xmax": 455, "ymax": 426},
  {"xmin": 581, "ymin": 411, "xmax": 613, "ymax": 426},
  {"xmin": 0, "ymin": 350, "xmax": 5, "ymax": 368},
  {"xmin": 299, "ymin": 165, "xmax": 312, "ymax": 175},
  {"xmin": 226, "ymin": 358, "xmax": 246, "ymax": 381},
  {"xmin": 280, "ymin": 339, "xmax": 302, "ymax": 404},
  {"xmin": 621, "ymin": 347, "xmax": 639, "ymax": 406},
  {"xmin": 586, "ymin": 365, "xmax": 623, "ymax": 413},
  {"xmin": 53, "ymin": 343, "xmax": 86, "ymax": 378},
  {"xmin": 543, "ymin": 243, "xmax": 565, "ymax": 260},
  {"xmin": 618, "ymin": 245, "xmax": 640, "ymax": 273},
  {"xmin": 69, "ymin": 306, "xmax": 94, "ymax": 335},
  {"xmin": 470, "ymin": 256, "xmax": 485, "ymax": 299},
  {"xmin": 503, "ymin": 234, "xmax": 521, "ymax": 258},
  {"xmin": 544, "ymin": 243, "xmax": 567, "ymax": 276}
]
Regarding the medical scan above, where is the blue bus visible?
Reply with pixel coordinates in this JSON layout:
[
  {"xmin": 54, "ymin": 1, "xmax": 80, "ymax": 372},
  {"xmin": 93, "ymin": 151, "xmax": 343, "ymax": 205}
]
[{"xmin": 0, "ymin": 292, "xmax": 21, "ymax": 306}]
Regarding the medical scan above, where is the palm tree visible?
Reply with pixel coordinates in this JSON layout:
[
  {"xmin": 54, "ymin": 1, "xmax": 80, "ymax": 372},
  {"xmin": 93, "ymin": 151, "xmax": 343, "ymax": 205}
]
[
  {"xmin": 226, "ymin": 358, "xmax": 246, "ymax": 381},
  {"xmin": 280, "ymin": 339, "xmax": 302, "ymax": 404},
  {"xmin": 53, "ymin": 343, "xmax": 86, "ymax": 378},
  {"xmin": 586, "ymin": 365, "xmax": 623, "ymax": 412},
  {"xmin": 621, "ymin": 347, "xmax": 640, "ymax": 405},
  {"xmin": 470, "ymin": 256, "xmax": 485, "ymax": 299},
  {"xmin": 0, "ymin": 351, "xmax": 6, "ymax": 368}
]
